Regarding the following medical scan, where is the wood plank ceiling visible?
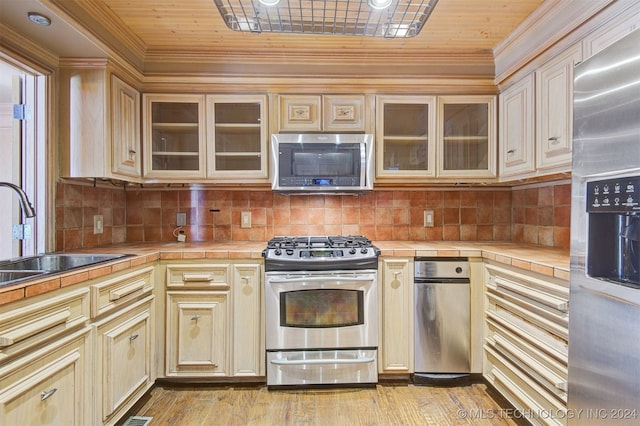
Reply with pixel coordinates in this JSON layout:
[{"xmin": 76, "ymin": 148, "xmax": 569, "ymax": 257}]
[{"xmin": 45, "ymin": 0, "xmax": 545, "ymax": 78}]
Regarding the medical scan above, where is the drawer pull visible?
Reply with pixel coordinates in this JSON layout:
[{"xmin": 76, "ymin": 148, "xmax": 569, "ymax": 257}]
[
  {"xmin": 548, "ymin": 136, "xmax": 560, "ymax": 144},
  {"xmin": 129, "ymin": 334, "xmax": 139, "ymax": 342},
  {"xmin": 191, "ymin": 315, "xmax": 201, "ymax": 322},
  {"xmin": 0, "ymin": 309, "xmax": 71, "ymax": 348},
  {"xmin": 109, "ymin": 279, "xmax": 146, "ymax": 301},
  {"xmin": 507, "ymin": 149, "xmax": 516, "ymax": 154},
  {"xmin": 555, "ymin": 382, "xmax": 568, "ymax": 392},
  {"xmin": 240, "ymin": 276, "xmax": 252, "ymax": 282},
  {"xmin": 40, "ymin": 388, "xmax": 58, "ymax": 401},
  {"xmin": 182, "ymin": 274, "xmax": 214, "ymax": 283}
]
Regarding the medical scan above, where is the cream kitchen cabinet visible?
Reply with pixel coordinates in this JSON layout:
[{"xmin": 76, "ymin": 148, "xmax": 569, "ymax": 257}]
[
  {"xmin": 166, "ymin": 290, "xmax": 229, "ymax": 377},
  {"xmin": 206, "ymin": 95, "xmax": 268, "ymax": 181},
  {"xmin": 379, "ymin": 257, "xmax": 413, "ymax": 374},
  {"xmin": 164, "ymin": 261, "xmax": 263, "ymax": 378},
  {"xmin": 375, "ymin": 95, "xmax": 437, "ymax": 179},
  {"xmin": 276, "ymin": 94, "xmax": 367, "ymax": 132},
  {"xmin": 231, "ymin": 263, "xmax": 263, "ymax": 377},
  {"xmin": 498, "ymin": 74, "xmax": 536, "ymax": 179},
  {"xmin": 59, "ymin": 62, "xmax": 142, "ymax": 181},
  {"xmin": 0, "ymin": 328, "xmax": 91, "ymax": 426},
  {"xmin": 143, "ymin": 94, "xmax": 207, "ymax": 179},
  {"xmin": 438, "ymin": 95, "xmax": 497, "ymax": 179},
  {"xmin": 483, "ymin": 262, "xmax": 569, "ymax": 426},
  {"xmin": 535, "ymin": 44, "xmax": 582, "ymax": 172},
  {"xmin": 0, "ymin": 285, "xmax": 92, "ymax": 426},
  {"xmin": 93, "ymin": 296, "xmax": 154, "ymax": 425}
]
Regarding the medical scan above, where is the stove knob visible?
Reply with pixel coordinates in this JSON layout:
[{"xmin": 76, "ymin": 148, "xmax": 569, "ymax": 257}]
[
  {"xmin": 286, "ymin": 249, "xmax": 294, "ymax": 256},
  {"xmin": 349, "ymin": 248, "xmax": 357, "ymax": 255},
  {"xmin": 274, "ymin": 249, "xmax": 282, "ymax": 256},
  {"xmin": 360, "ymin": 248, "xmax": 368, "ymax": 254}
]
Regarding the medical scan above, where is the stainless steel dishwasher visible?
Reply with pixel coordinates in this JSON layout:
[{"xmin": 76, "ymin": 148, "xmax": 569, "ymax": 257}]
[{"xmin": 414, "ymin": 257, "xmax": 470, "ymax": 385}]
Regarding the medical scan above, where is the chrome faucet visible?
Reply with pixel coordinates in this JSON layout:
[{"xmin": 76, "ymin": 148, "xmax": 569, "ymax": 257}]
[{"xmin": 0, "ymin": 182, "xmax": 36, "ymax": 218}]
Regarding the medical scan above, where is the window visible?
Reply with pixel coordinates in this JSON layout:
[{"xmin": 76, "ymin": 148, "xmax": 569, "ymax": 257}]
[{"xmin": 0, "ymin": 57, "xmax": 47, "ymax": 259}]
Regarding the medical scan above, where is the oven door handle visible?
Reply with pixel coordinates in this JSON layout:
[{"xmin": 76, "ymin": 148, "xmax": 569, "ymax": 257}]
[
  {"xmin": 270, "ymin": 355, "xmax": 376, "ymax": 365},
  {"xmin": 267, "ymin": 275, "xmax": 374, "ymax": 284}
]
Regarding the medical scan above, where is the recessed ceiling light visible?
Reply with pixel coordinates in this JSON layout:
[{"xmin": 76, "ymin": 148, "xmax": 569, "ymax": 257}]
[
  {"xmin": 368, "ymin": 0, "xmax": 393, "ymax": 10},
  {"xmin": 27, "ymin": 12, "xmax": 52, "ymax": 27},
  {"xmin": 258, "ymin": 0, "xmax": 281, "ymax": 5}
]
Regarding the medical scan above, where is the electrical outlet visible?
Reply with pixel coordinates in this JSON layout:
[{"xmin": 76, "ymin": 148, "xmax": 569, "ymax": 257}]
[
  {"xmin": 241, "ymin": 211, "xmax": 251, "ymax": 228},
  {"xmin": 176, "ymin": 212, "xmax": 187, "ymax": 226},
  {"xmin": 424, "ymin": 209, "xmax": 434, "ymax": 227},
  {"xmin": 93, "ymin": 215, "xmax": 104, "ymax": 234}
]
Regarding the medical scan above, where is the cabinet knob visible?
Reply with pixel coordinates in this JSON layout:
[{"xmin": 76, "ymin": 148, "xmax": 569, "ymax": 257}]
[
  {"xmin": 548, "ymin": 136, "xmax": 560, "ymax": 144},
  {"xmin": 129, "ymin": 149, "xmax": 137, "ymax": 154},
  {"xmin": 41, "ymin": 388, "xmax": 58, "ymax": 401},
  {"xmin": 507, "ymin": 149, "xmax": 516, "ymax": 154},
  {"xmin": 129, "ymin": 334, "xmax": 139, "ymax": 342}
]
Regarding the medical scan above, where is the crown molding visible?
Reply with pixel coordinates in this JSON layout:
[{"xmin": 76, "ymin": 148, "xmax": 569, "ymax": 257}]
[{"xmin": 0, "ymin": 23, "xmax": 59, "ymax": 70}]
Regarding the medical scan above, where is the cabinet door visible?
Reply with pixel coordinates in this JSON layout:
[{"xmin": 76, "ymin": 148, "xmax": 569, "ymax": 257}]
[
  {"xmin": 96, "ymin": 297, "xmax": 154, "ymax": 423},
  {"xmin": 111, "ymin": 76, "xmax": 141, "ymax": 178},
  {"xmin": 499, "ymin": 74, "xmax": 535, "ymax": 179},
  {"xmin": 438, "ymin": 95, "xmax": 497, "ymax": 178},
  {"xmin": 206, "ymin": 95, "xmax": 268, "ymax": 180},
  {"xmin": 166, "ymin": 291, "xmax": 228, "ymax": 376},
  {"xmin": 278, "ymin": 95, "xmax": 322, "ymax": 131},
  {"xmin": 322, "ymin": 95, "xmax": 366, "ymax": 132},
  {"xmin": 232, "ymin": 264, "xmax": 263, "ymax": 376},
  {"xmin": 536, "ymin": 44, "xmax": 582, "ymax": 170},
  {"xmin": 143, "ymin": 94, "xmax": 206, "ymax": 179},
  {"xmin": 380, "ymin": 258, "xmax": 413, "ymax": 373},
  {"xmin": 0, "ymin": 330, "xmax": 90, "ymax": 426},
  {"xmin": 375, "ymin": 95, "xmax": 436, "ymax": 179}
]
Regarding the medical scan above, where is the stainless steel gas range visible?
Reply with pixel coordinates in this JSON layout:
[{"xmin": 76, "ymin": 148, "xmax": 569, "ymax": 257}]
[{"xmin": 262, "ymin": 236, "xmax": 380, "ymax": 388}]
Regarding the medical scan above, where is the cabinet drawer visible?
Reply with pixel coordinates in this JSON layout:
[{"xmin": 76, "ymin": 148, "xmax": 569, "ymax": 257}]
[
  {"xmin": 0, "ymin": 288, "xmax": 89, "ymax": 362},
  {"xmin": 166, "ymin": 264, "xmax": 231, "ymax": 290},
  {"xmin": 90, "ymin": 266, "xmax": 154, "ymax": 318},
  {"xmin": 0, "ymin": 328, "xmax": 91, "ymax": 426}
]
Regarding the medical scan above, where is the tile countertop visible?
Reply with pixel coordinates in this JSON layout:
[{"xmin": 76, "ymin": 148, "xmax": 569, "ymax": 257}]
[{"xmin": 0, "ymin": 241, "xmax": 569, "ymax": 306}]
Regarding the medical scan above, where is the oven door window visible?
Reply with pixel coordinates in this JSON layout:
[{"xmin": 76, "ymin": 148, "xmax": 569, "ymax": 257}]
[{"xmin": 280, "ymin": 289, "xmax": 364, "ymax": 328}]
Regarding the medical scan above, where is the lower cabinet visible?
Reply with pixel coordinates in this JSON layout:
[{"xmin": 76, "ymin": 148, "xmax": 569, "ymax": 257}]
[
  {"xmin": 0, "ymin": 327, "xmax": 92, "ymax": 426},
  {"xmin": 93, "ymin": 295, "xmax": 155, "ymax": 425},
  {"xmin": 379, "ymin": 257, "xmax": 414, "ymax": 374},
  {"xmin": 483, "ymin": 262, "xmax": 569, "ymax": 426},
  {"xmin": 166, "ymin": 291, "xmax": 229, "ymax": 376},
  {"xmin": 163, "ymin": 261, "xmax": 263, "ymax": 379}
]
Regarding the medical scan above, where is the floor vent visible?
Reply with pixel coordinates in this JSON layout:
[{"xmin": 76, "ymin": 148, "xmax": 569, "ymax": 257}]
[{"xmin": 122, "ymin": 416, "xmax": 153, "ymax": 426}]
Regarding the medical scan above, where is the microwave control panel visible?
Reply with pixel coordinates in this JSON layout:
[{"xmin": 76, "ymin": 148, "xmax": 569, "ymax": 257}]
[{"xmin": 587, "ymin": 175, "xmax": 640, "ymax": 213}]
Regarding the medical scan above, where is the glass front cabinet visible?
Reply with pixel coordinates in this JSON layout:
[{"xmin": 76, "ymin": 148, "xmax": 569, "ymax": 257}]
[
  {"xmin": 206, "ymin": 95, "xmax": 268, "ymax": 180},
  {"xmin": 143, "ymin": 94, "xmax": 206, "ymax": 179},
  {"xmin": 375, "ymin": 95, "xmax": 437, "ymax": 179},
  {"xmin": 437, "ymin": 95, "xmax": 496, "ymax": 179}
]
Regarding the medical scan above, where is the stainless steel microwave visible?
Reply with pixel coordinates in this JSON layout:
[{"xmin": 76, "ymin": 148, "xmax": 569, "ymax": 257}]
[{"xmin": 270, "ymin": 133, "xmax": 374, "ymax": 193}]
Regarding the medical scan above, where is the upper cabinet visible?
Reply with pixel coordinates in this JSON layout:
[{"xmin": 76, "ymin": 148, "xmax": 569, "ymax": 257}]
[
  {"xmin": 535, "ymin": 44, "xmax": 582, "ymax": 171},
  {"xmin": 375, "ymin": 95, "xmax": 436, "ymax": 179},
  {"xmin": 142, "ymin": 94, "xmax": 206, "ymax": 180},
  {"xmin": 59, "ymin": 63, "xmax": 142, "ymax": 181},
  {"xmin": 206, "ymin": 95, "xmax": 268, "ymax": 181},
  {"xmin": 276, "ymin": 94, "xmax": 367, "ymax": 133},
  {"xmin": 498, "ymin": 74, "xmax": 535, "ymax": 178},
  {"xmin": 438, "ymin": 95, "xmax": 497, "ymax": 179}
]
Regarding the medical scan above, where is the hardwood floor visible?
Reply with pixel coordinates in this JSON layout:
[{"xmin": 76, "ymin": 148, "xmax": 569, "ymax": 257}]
[{"xmin": 123, "ymin": 382, "xmax": 525, "ymax": 425}]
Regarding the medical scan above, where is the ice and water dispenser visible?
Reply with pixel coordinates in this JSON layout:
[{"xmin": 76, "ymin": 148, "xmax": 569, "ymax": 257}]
[{"xmin": 586, "ymin": 175, "xmax": 640, "ymax": 288}]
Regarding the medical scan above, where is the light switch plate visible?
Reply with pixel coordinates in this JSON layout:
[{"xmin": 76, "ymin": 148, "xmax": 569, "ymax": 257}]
[
  {"xmin": 176, "ymin": 212, "xmax": 187, "ymax": 226},
  {"xmin": 241, "ymin": 211, "xmax": 251, "ymax": 228},
  {"xmin": 93, "ymin": 215, "xmax": 104, "ymax": 234},
  {"xmin": 424, "ymin": 209, "xmax": 434, "ymax": 227}
]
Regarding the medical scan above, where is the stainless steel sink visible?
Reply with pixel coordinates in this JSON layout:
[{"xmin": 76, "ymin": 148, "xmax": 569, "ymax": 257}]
[{"xmin": 0, "ymin": 253, "xmax": 132, "ymax": 287}]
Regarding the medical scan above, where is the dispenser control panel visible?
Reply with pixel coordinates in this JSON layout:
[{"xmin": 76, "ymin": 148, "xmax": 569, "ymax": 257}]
[{"xmin": 587, "ymin": 175, "xmax": 640, "ymax": 213}]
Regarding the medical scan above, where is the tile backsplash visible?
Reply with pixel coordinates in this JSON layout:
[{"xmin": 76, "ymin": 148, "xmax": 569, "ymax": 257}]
[{"xmin": 55, "ymin": 180, "xmax": 571, "ymax": 250}]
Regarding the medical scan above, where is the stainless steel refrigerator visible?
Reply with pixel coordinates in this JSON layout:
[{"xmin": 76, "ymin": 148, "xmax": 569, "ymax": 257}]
[{"xmin": 568, "ymin": 28, "xmax": 640, "ymax": 425}]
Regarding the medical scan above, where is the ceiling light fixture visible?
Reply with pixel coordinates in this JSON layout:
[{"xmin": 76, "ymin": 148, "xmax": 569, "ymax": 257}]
[
  {"xmin": 27, "ymin": 12, "xmax": 52, "ymax": 27},
  {"xmin": 368, "ymin": 0, "xmax": 393, "ymax": 10},
  {"xmin": 258, "ymin": 0, "xmax": 281, "ymax": 6},
  {"xmin": 214, "ymin": 0, "xmax": 438, "ymax": 38}
]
